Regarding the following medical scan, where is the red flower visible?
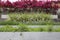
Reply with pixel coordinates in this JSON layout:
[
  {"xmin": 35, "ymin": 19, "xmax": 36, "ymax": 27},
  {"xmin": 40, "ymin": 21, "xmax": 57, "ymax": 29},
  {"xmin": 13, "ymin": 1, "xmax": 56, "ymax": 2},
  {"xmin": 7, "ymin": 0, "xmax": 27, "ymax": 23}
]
[
  {"xmin": 4, "ymin": 1, "xmax": 13, "ymax": 8},
  {"xmin": 43, "ymin": 1, "xmax": 51, "ymax": 9},
  {"xmin": 0, "ymin": 1, "xmax": 5, "ymax": 7}
]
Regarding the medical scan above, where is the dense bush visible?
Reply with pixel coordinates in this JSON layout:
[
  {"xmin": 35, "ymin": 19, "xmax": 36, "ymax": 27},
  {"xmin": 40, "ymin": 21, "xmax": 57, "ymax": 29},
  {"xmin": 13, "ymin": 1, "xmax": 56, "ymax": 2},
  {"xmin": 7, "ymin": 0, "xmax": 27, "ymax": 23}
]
[
  {"xmin": 0, "ymin": 11, "xmax": 55, "ymax": 25},
  {"xmin": 0, "ymin": 25, "xmax": 17, "ymax": 32},
  {"xmin": 8, "ymin": 13, "xmax": 52, "ymax": 22},
  {"xmin": 0, "ymin": 13, "xmax": 59, "ymax": 25},
  {"xmin": 42, "ymin": 25, "xmax": 53, "ymax": 32},
  {"xmin": 17, "ymin": 23, "xmax": 31, "ymax": 32}
]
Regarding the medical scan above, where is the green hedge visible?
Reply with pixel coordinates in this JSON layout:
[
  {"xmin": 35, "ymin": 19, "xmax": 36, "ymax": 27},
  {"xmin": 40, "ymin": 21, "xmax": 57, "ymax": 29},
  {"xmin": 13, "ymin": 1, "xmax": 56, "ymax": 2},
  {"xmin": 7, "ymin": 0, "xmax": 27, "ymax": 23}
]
[
  {"xmin": 0, "ymin": 24, "xmax": 60, "ymax": 32},
  {"xmin": 0, "ymin": 25, "xmax": 17, "ymax": 32}
]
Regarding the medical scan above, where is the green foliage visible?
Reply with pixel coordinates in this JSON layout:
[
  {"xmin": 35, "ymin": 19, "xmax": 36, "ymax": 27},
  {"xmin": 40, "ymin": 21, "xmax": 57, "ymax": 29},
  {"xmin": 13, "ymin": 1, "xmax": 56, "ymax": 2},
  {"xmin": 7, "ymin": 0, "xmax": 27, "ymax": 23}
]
[
  {"xmin": 53, "ymin": 22, "xmax": 60, "ymax": 25},
  {"xmin": 0, "ymin": 13, "xmax": 59, "ymax": 25},
  {"xmin": 53, "ymin": 27, "xmax": 60, "ymax": 32},
  {"xmin": 0, "ymin": 25, "xmax": 17, "ymax": 32},
  {"xmin": 42, "ymin": 25, "xmax": 53, "ymax": 32},
  {"xmin": 0, "ymin": 20, "xmax": 60, "ymax": 25},
  {"xmin": 31, "ymin": 27, "xmax": 43, "ymax": 32},
  {"xmin": 0, "ymin": 21, "xmax": 19, "ymax": 25},
  {"xmin": 17, "ymin": 23, "xmax": 30, "ymax": 32},
  {"xmin": 8, "ymin": 13, "xmax": 52, "ymax": 22},
  {"xmin": 0, "ymin": 24, "xmax": 59, "ymax": 32}
]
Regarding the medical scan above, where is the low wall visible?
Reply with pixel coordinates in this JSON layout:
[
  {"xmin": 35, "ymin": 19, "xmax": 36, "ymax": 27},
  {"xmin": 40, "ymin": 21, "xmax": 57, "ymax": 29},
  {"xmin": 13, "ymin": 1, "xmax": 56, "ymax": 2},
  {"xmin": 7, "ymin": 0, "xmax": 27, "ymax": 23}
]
[{"xmin": 0, "ymin": 32, "xmax": 60, "ymax": 40}]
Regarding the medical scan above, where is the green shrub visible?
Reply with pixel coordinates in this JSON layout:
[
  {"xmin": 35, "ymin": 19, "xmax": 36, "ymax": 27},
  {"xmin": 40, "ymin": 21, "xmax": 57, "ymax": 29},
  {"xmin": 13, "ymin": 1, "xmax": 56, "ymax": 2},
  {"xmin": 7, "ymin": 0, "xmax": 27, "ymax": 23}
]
[
  {"xmin": 8, "ymin": 13, "xmax": 52, "ymax": 22},
  {"xmin": 0, "ymin": 25, "xmax": 59, "ymax": 32},
  {"xmin": 17, "ymin": 23, "xmax": 30, "ymax": 32},
  {"xmin": 0, "ymin": 21, "xmax": 19, "ymax": 25},
  {"xmin": 30, "ymin": 28, "xmax": 40, "ymax": 32},
  {"xmin": 53, "ymin": 27, "xmax": 60, "ymax": 32},
  {"xmin": 0, "ymin": 25, "xmax": 17, "ymax": 32},
  {"xmin": 0, "ymin": 20, "xmax": 59, "ymax": 25},
  {"xmin": 41, "ymin": 25, "xmax": 53, "ymax": 32}
]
